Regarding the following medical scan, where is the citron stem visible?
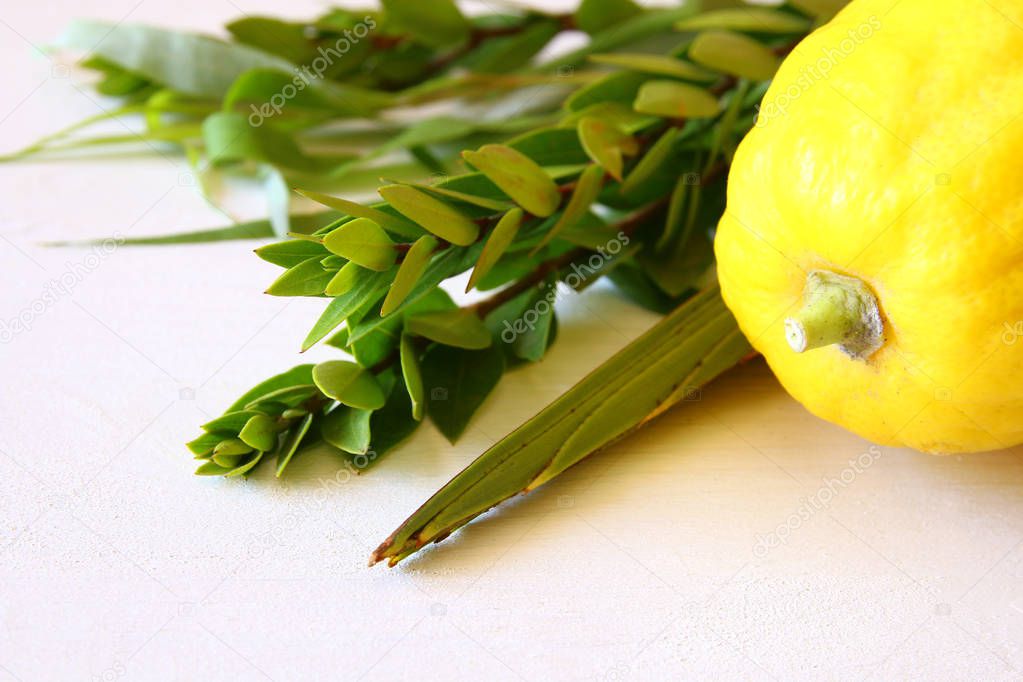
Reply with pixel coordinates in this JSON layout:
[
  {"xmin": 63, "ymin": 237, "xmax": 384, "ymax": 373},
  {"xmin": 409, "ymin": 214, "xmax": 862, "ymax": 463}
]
[{"xmin": 784, "ymin": 270, "xmax": 884, "ymax": 359}]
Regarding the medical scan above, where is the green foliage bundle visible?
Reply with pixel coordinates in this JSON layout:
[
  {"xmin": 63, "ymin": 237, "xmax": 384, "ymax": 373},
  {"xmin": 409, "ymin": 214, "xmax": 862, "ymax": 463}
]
[{"xmin": 20, "ymin": 0, "xmax": 845, "ymax": 564}]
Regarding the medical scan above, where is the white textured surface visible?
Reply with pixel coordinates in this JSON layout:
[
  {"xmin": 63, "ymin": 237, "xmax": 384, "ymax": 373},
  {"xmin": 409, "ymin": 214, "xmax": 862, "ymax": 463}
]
[{"xmin": 2, "ymin": 1, "xmax": 1023, "ymax": 680}]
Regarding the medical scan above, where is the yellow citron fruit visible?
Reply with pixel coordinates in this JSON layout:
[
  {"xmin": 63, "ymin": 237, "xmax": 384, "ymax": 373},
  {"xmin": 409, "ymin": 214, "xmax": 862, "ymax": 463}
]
[{"xmin": 715, "ymin": 0, "xmax": 1023, "ymax": 454}]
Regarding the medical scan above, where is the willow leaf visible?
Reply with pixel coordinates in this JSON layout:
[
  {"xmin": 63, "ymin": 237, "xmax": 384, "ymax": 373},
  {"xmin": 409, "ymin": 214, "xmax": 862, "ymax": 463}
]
[
  {"xmin": 57, "ymin": 20, "xmax": 295, "ymax": 99},
  {"xmin": 371, "ymin": 285, "xmax": 751, "ymax": 566},
  {"xmin": 46, "ymin": 212, "xmax": 335, "ymax": 248}
]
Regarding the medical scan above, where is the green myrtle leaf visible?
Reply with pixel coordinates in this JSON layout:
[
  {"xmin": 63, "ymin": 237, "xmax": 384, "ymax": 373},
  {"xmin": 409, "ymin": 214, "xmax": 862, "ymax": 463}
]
[
  {"xmin": 322, "ymin": 218, "xmax": 396, "ymax": 272},
  {"xmin": 566, "ymin": 71, "xmax": 650, "ymax": 112},
  {"xmin": 320, "ymin": 405, "xmax": 373, "ymax": 454},
  {"xmin": 226, "ymin": 18, "xmax": 317, "ymax": 64},
  {"xmin": 282, "ymin": 408, "xmax": 308, "ymax": 419},
  {"xmin": 508, "ymin": 128, "xmax": 590, "ymax": 167},
  {"xmin": 577, "ymin": 117, "xmax": 638, "ymax": 181},
  {"xmin": 320, "ymin": 256, "xmax": 347, "ymax": 270},
  {"xmin": 238, "ymin": 414, "xmax": 279, "ymax": 452},
  {"xmin": 195, "ymin": 461, "xmax": 234, "ymax": 476},
  {"xmin": 459, "ymin": 20, "xmax": 560, "ymax": 73},
  {"xmin": 348, "ymin": 286, "xmax": 456, "ymax": 348},
  {"xmin": 641, "ymin": 229, "xmax": 715, "ymax": 297},
  {"xmin": 370, "ymin": 375, "xmax": 419, "ymax": 455},
  {"xmin": 462, "ymin": 144, "xmax": 561, "ymax": 218},
  {"xmin": 325, "ymin": 262, "xmax": 363, "ymax": 297},
  {"xmin": 621, "ymin": 127, "xmax": 680, "ymax": 197},
  {"xmin": 187, "ymin": 432, "xmax": 227, "ymax": 457},
  {"xmin": 212, "ymin": 452, "xmax": 249, "ymax": 469},
  {"xmin": 203, "ymin": 112, "xmax": 349, "ymax": 174},
  {"xmin": 201, "ymin": 410, "xmax": 260, "ymax": 434},
  {"xmin": 381, "ymin": 235, "xmax": 437, "ymax": 316},
  {"xmin": 381, "ymin": 0, "xmax": 470, "ymax": 48},
  {"xmin": 588, "ymin": 53, "xmax": 716, "ymax": 82},
  {"xmin": 789, "ymin": 0, "xmax": 846, "ymax": 20},
  {"xmin": 213, "ymin": 438, "xmax": 253, "ymax": 457},
  {"xmin": 575, "ymin": 0, "xmax": 641, "ymax": 35},
  {"xmin": 226, "ymin": 452, "xmax": 264, "ymax": 477},
  {"xmin": 406, "ymin": 310, "xmax": 493, "ymax": 350},
  {"xmin": 312, "ymin": 361, "xmax": 386, "ymax": 410},
  {"xmin": 244, "ymin": 384, "xmax": 318, "ymax": 411},
  {"xmin": 349, "ymin": 316, "xmax": 401, "ymax": 367},
  {"xmin": 296, "ymin": 190, "xmax": 424, "ymax": 239},
  {"xmin": 421, "ymin": 344, "xmax": 506, "ymax": 443},
  {"xmin": 535, "ymin": 164, "xmax": 604, "ymax": 252},
  {"xmin": 466, "ymin": 208, "xmax": 522, "ymax": 293},
  {"xmin": 256, "ymin": 240, "xmax": 330, "ymax": 268},
  {"xmin": 302, "ymin": 269, "xmax": 394, "ymax": 351},
  {"xmin": 226, "ymin": 365, "xmax": 315, "ymax": 412},
  {"xmin": 512, "ymin": 288, "xmax": 557, "ymax": 363},
  {"xmin": 275, "ymin": 412, "xmax": 315, "ymax": 477},
  {"xmin": 400, "ymin": 334, "xmax": 425, "ymax": 421},
  {"xmin": 265, "ymin": 256, "xmax": 333, "ymax": 297},
  {"xmin": 658, "ymin": 174, "xmax": 694, "ymax": 251},
  {"xmin": 676, "ymin": 8, "xmax": 810, "ymax": 34},
  {"xmin": 378, "ymin": 185, "xmax": 479, "ymax": 246},
  {"xmin": 689, "ymin": 30, "xmax": 780, "ymax": 81},
  {"xmin": 410, "ymin": 183, "xmax": 514, "ymax": 212},
  {"xmin": 633, "ymin": 80, "xmax": 720, "ymax": 119},
  {"xmin": 607, "ymin": 265, "xmax": 678, "ymax": 313}
]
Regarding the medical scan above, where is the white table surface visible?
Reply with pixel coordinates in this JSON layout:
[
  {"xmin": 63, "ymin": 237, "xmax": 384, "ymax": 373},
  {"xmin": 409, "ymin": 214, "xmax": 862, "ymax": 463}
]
[{"xmin": 2, "ymin": 1, "xmax": 1022, "ymax": 680}]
